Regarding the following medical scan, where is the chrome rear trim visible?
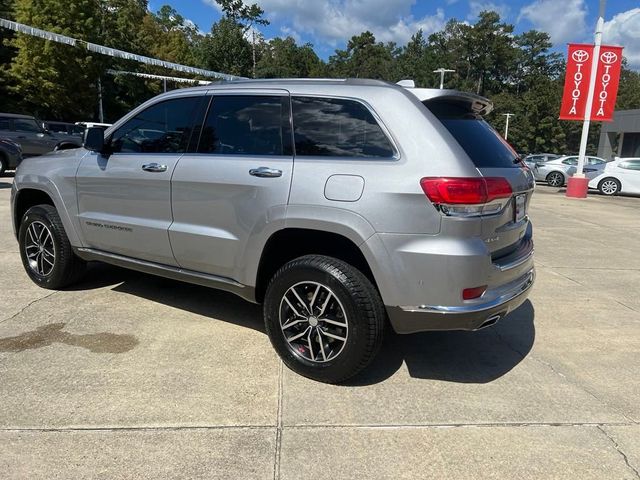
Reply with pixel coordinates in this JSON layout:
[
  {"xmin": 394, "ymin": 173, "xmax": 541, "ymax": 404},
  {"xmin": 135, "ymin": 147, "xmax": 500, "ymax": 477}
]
[{"xmin": 400, "ymin": 268, "xmax": 534, "ymax": 314}]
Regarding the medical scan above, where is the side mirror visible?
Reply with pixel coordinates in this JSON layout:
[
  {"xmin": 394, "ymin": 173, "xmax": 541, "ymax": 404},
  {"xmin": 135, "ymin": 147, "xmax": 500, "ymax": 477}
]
[{"xmin": 84, "ymin": 127, "xmax": 105, "ymax": 153}]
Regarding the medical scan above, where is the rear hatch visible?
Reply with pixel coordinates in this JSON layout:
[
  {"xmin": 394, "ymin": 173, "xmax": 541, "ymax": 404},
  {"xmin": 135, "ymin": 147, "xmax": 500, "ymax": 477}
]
[{"xmin": 414, "ymin": 90, "xmax": 535, "ymax": 260}]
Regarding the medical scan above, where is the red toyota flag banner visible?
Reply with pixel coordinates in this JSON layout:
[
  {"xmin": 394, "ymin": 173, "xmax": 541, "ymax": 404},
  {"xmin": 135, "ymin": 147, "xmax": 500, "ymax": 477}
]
[
  {"xmin": 559, "ymin": 44, "xmax": 595, "ymax": 120},
  {"xmin": 590, "ymin": 45, "xmax": 624, "ymax": 122}
]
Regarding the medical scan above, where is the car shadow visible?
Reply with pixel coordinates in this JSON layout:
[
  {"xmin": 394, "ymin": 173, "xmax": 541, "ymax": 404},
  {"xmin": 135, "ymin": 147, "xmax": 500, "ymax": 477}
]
[
  {"xmin": 69, "ymin": 262, "xmax": 264, "ymax": 333},
  {"xmin": 346, "ymin": 300, "xmax": 535, "ymax": 386},
  {"xmin": 69, "ymin": 263, "xmax": 534, "ymax": 384}
]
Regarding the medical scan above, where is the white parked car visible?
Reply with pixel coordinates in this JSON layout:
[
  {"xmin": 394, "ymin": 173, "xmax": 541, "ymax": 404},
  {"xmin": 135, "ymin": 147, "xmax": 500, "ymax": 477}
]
[
  {"xmin": 532, "ymin": 155, "xmax": 609, "ymax": 187},
  {"xmin": 588, "ymin": 158, "xmax": 640, "ymax": 196}
]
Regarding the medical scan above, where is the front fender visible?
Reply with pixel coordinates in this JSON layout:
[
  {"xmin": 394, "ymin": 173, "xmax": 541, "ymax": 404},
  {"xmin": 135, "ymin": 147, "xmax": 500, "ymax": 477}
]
[{"xmin": 13, "ymin": 150, "xmax": 88, "ymax": 247}]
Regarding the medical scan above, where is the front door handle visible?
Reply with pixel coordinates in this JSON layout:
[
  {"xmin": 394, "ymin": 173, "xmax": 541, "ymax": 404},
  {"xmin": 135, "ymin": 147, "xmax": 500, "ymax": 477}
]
[
  {"xmin": 249, "ymin": 167, "xmax": 282, "ymax": 178},
  {"xmin": 142, "ymin": 163, "xmax": 167, "ymax": 173}
]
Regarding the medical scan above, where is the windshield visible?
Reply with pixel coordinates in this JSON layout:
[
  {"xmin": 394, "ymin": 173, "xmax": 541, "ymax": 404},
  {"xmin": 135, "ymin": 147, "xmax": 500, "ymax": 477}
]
[{"xmin": 426, "ymin": 100, "xmax": 520, "ymax": 168}]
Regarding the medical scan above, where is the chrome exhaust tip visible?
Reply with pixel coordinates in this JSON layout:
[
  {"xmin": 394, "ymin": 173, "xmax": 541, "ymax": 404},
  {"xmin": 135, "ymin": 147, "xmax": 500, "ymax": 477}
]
[{"xmin": 477, "ymin": 314, "xmax": 501, "ymax": 330}]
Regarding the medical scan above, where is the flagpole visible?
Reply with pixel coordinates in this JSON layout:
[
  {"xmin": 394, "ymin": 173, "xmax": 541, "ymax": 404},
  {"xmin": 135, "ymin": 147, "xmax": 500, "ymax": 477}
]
[{"xmin": 567, "ymin": 0, "xmax": 606, "ymax": 198}]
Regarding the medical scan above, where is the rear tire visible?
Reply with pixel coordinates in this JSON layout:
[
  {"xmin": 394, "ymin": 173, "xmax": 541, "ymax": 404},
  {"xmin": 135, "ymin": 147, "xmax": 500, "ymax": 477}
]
[
  {"xmin": 546, "ymin": 171, "xmax": 565, "ymax": 187},
  {"xmin": 18, "ymin": 204, "xmax": 86, "ymax": 289},
  {"xmin": 264, "ymin": 255, "xmax": 385, "ymax": 383},
  {"xmin": 598, "ymin": 177, "xmax": 621, "ymax": 196},
  {"xmin": 0, "ymin": 155, "xmax": 6, "ymax": 176}
]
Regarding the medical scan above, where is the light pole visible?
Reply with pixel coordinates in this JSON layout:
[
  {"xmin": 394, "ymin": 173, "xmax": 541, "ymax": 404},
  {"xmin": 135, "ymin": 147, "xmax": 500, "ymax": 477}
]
[
  {"xmin": 502, "ymin": 113, "xmax": 514, "ymax": 140},
  {"xmin": 433, "ymin": 68, "xmax": 455, "ymax": 89}
]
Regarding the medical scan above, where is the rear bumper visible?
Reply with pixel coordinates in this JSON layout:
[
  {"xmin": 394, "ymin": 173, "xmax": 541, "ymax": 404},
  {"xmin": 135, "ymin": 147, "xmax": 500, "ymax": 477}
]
[{"xmin": 386, "ymin": 268, "xmax": 534, "ymax": 334}]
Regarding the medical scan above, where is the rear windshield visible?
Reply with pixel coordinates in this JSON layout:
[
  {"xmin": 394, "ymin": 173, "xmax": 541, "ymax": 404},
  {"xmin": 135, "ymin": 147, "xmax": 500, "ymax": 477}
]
[{"xmin": 426, "ymin": 100, "xmax": 519, "ymax": 168}]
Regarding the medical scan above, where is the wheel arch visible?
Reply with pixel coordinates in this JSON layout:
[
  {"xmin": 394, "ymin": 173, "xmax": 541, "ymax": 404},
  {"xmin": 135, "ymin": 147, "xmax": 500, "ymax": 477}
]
[
  {"xmin": 12, "ymin": 186, "xmax": 81, "ymax": 246},
  {"xmin": 253, "ymin": 227, "xmax": 379, "ymax": 304}
]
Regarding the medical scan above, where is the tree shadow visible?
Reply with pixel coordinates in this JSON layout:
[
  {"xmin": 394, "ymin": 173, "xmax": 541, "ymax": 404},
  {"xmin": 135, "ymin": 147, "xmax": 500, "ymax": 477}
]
[
  {"xmin": 0, "ymin": 322, "xmax": 138, "ymax": 354},
  {"xmin": 347, "ymin": 300, "xmax": 535, "ymax": 386}
]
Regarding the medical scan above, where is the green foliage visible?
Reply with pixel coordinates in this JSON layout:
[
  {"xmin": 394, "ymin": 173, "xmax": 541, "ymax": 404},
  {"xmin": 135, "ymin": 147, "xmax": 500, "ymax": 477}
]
[
  {"xmin": 328, "ymin": 31, "xmax": 395, "ymax": 79},
  {"xmin": 256, "ymin": 37, "xmax": 323, "ymax": 78},
  {"xmin": 1, "ymin": 2, "xmax": 638, "ymax": 154},
  {"xmin": 196, "ymin": 17, "xmax": 252, "ymax": 77},
  {"xmin": 8, "ymin": 0, "xmax": 105, "ymax": 120}
]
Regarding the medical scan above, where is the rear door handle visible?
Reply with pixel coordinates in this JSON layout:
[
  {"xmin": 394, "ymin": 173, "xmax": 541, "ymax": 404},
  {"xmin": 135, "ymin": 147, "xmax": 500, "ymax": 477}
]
[
  {"xmin": 249, "ymin": 167, "xmax": 282, "ymax": 178},
  {"xmin": 142, "ymin": 163, "xmax": 167, "ymax": 173}
]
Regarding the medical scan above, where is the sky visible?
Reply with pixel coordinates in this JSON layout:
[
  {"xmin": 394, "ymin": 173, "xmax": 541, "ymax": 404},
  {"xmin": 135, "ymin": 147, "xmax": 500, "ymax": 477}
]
[{"xmin": 148, "ymin": 0, "xmax": 640, "ymax": 68}]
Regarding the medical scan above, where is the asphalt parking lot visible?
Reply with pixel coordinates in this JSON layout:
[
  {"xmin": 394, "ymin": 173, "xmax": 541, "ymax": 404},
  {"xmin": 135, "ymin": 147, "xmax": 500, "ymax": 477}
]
[{"xmin": 1, "ymin": 174, "xmax": 639, "ymax": 479}]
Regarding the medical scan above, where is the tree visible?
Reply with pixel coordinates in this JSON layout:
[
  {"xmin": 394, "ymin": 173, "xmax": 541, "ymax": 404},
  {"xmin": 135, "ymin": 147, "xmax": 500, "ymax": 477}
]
[
  {"xmin": 7, "ymin": 0, "xmax": 105, "ymax": 120},
  {"xmin": 256, "ymin": 37, "xmax": 324, "ymax": 78},
  {"xmin": 197, "ymin": 17, "xmax": 252, "ymax": 77},
  {"xmin": 210, "ymin": 0, "xmax": 269, "ymax": 78},
  {"xmin": 395, "ymin": 30, "xmax": 438, "ymax": 87},
  {"xmin": 0, "ymin": 0, "xmax": 19, "ymax": 112},
  {"xmin": 328, "ymin": 31, "xmax": 395, "ymax": 79}
]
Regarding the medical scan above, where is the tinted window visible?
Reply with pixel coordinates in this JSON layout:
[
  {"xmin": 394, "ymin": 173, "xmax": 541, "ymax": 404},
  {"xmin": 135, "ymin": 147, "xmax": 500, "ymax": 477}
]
[
  {"xmin": 14, "ymin": 118, "xmax": 42, "ymax": 133},
  {"xmin": 198, "ymin": 96, "xmax": 290, "ymax": 156},
  {"xmin": 0, "ymin": 117, "xmax": 10, "ymax": 130},
  {"xmin": 292, "ymin": 97, "xmax": 395, "ymax": 158},
  {"xmin": 562, "ymin": 158, "xmax": 578, "ymax": 165},
  {"xmin": 588, "ymin": 157, "xmax": 606, "ymax": 165},
  {"xmin": 427, "ymin": 100, "xmax": 519, "ymax": 168},
  {"xmin": 620, "ymin": 160, "xmax": 640, "ymax": 171},
  {"xmin": 110, "ymin": 96, "xmax": 200, "ymax": 154}
]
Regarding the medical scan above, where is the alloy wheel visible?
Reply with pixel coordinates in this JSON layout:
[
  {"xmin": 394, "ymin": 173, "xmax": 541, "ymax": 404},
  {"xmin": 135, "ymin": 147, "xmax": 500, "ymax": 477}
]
[
  {"xmin": 600, "ymin": 179, "xmax": 619, "ymax": 195},
  {"xmin": 279, "ymin": 281, "xmax": 349, "ymax": 363},
  {"xmin": 547, "ymin": 172, "xmax": 564, "ymax": 187},
  {"xmin": 24, "ymin": 221, "xmax": 56, "ymax": 276}
]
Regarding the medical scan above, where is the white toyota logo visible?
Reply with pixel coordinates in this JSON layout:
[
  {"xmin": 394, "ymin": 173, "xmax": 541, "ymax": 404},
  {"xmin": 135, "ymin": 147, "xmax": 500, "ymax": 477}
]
[
  {"xmin": 572, "ymin": 49, "xmax": 590, "ymax": 63},
  {"xmin": 600, "ymin": 51, "xmax": 618, "ymax": 64}
]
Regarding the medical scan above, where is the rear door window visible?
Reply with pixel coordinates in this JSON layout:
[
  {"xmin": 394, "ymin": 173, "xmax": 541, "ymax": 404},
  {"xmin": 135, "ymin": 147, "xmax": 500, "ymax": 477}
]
[
  {"xmin": 426, "ymin": 100, "xmax": 519, "ymax": 168},
  {"xmin": 198, "ymin": 95, "xmax": 291, "ymax": 156},
  {"xmin": 0, "ymin": 117, "xmax": 11, "ymax": 130},
  {"xmin": 291, "ymin": 97, "xmax": 395, "ymax": 158}
]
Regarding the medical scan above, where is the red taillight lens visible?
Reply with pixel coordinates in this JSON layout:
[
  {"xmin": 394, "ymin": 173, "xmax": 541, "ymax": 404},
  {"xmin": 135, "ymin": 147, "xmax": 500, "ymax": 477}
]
[
  {"xmin": 463, "ymin": 286, "xmax": 487, "ymax": 300},
  {"xmin": 420, "ymin": 177, "xmax": 512, "ymax": 204}
]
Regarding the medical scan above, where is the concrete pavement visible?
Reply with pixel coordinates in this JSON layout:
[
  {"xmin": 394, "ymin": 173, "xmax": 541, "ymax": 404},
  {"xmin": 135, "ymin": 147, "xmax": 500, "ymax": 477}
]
[{"xmin": 1, "ymin": 175, "xmax": 639, "ymax": 479}]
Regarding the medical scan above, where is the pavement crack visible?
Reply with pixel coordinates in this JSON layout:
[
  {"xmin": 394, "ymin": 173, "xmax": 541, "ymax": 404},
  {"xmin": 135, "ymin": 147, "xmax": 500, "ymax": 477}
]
[
  {"xmin": 273, "ymin": 361, "xmax": 284, "ymax": 480},
  {"xmin": 0, "ymin": 291, "xmax": 58, "ymax": 325},
  {"xmin": 528, "ymin": 355, "xmax": 637, "ymax": 424},
  {"xmin": 598, "ymin": 426, "xmax": 640, "ymax": 480}
]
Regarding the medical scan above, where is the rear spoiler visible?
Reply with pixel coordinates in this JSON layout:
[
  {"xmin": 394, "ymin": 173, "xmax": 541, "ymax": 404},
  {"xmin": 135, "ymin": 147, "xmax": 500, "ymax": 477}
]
[{"xmin": 404, "ymin": 88, "xmax": 493, "ymax": 116}]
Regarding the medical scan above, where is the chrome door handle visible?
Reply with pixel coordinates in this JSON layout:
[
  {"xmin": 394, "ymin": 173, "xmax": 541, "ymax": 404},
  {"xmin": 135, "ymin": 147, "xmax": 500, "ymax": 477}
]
[
  {"xmin": 142, "ymin": 163, "xmax": 167, "ymax": 172},
  {"xmin": 249, "ymin": 167, "xmax": 282, "ymax": 178}
]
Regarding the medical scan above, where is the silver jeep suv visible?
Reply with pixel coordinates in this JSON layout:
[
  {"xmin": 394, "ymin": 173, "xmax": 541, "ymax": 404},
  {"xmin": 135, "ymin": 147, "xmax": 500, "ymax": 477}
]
[{"xmin": 11, "ymin": 79, "xmax": 535, "ymax": 383}]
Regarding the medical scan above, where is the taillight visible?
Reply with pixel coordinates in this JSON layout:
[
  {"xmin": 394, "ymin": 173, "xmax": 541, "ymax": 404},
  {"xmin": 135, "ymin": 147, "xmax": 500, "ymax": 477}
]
[
  {"xmin": 420, "ymin": 177, "xmax": 512, "ymax": 204},
  {"xmin": 420, "ymin": 177, "xmax": 512, "ymax": 217}
]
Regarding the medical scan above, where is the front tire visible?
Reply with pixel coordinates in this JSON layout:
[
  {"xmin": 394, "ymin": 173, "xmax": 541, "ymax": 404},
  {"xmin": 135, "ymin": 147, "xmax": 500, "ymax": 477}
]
[
  {"xmin": 264, "ymin": 255, "xmax": 385, "ymax": 383},
  {"xmin": 598, "ymin": 177, "xmax": 621, "ymax": 196},
  {"xmin": 546, "ymin": 171, "xmax": 565, "ymax": 187},
  {"xmin": 18, "ymin": 204, "xmax": 86, "ymax": 289}
]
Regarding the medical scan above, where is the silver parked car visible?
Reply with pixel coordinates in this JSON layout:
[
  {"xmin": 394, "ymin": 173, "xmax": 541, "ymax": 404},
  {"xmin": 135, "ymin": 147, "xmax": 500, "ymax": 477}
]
[
  {"xmin": 11, "ymin": 79, "xmax": 535, "ymax": 383},
  {"xmin": 523, "ymin": 153, "xmax": 559, "ymax": 170},
  {"xmin": 533, "ymin": 155, "xmax": 609, "ymax": 187},
  {"xmin": 0, "ymin": 113, "xmax": 82, "ymax": 157}
]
